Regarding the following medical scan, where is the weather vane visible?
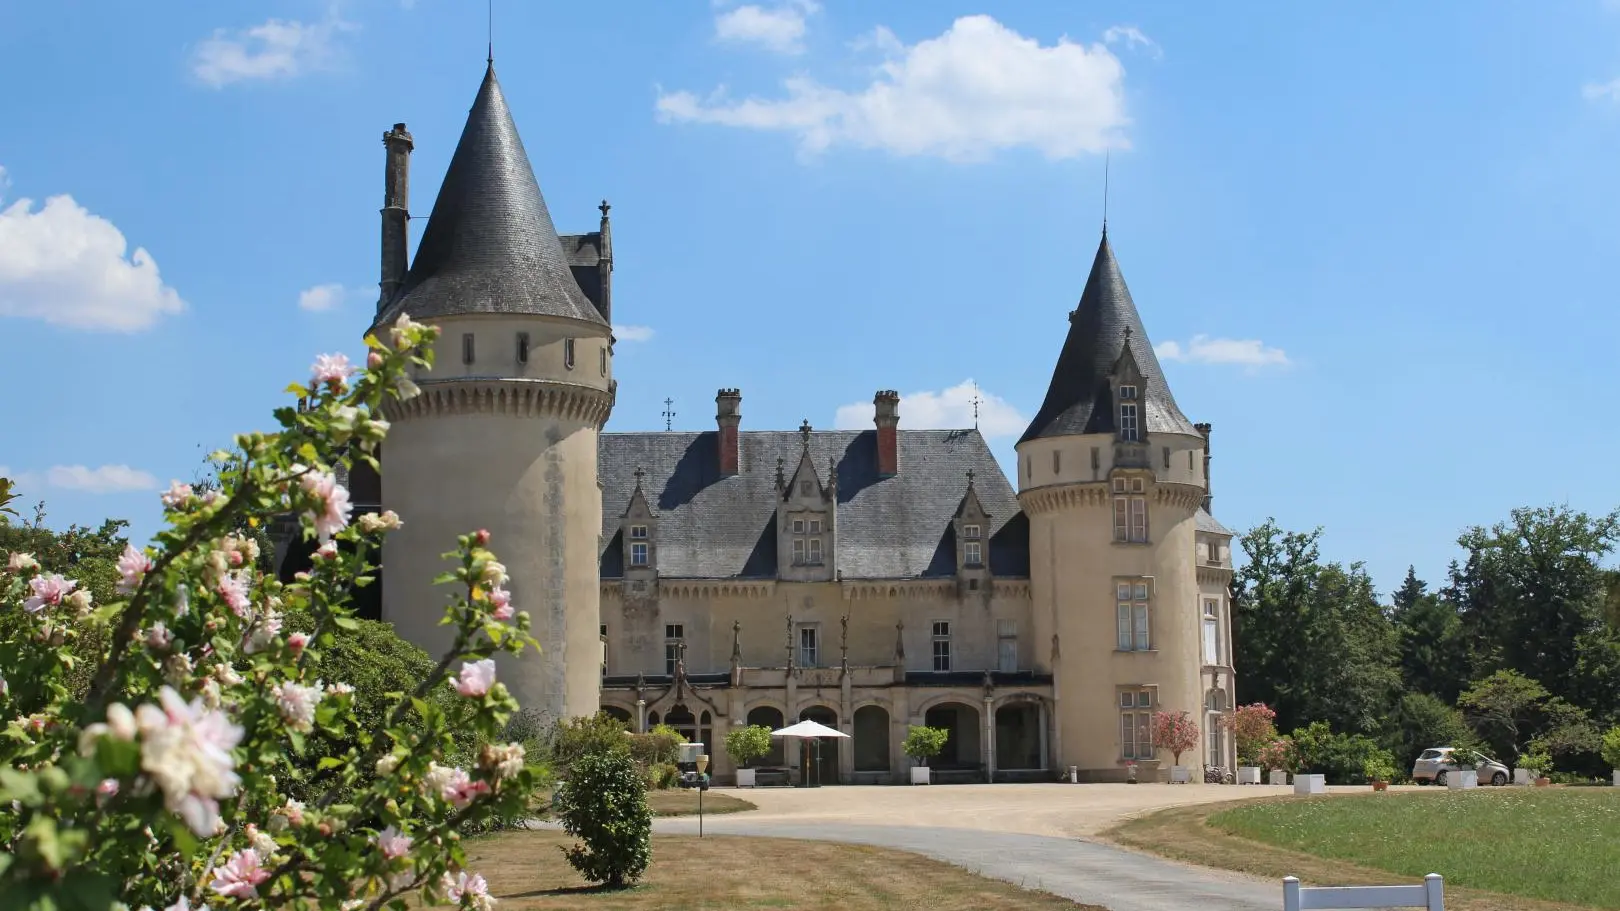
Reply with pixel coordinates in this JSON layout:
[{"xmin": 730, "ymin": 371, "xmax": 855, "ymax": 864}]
[
  {"xmin": 970, "ymin": 383, "xmax": 982, "ymax": 430},
  {"xmin": 662, "ymin": 397, "xmax": 676, "ymax": 431}
]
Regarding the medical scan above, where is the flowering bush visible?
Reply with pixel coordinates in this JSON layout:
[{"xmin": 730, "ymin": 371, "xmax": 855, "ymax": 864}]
[
  {"xmin": 0, "ymin": 316, "xmax": 541, "ymax": 910},
  {"xmin": 1221, "ymin": 702, "xmax": 1279, "ymax": 766},
  {"xmin": 1256, "ymin": 737, "xmax": 1297, "ymax": 772},
  {"xmin": 1149, "ymin": 710, "xmax": 1200, "ymax": 767}
]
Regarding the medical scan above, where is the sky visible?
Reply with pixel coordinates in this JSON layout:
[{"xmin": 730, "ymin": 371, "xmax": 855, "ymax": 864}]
[{"xmin": 2, "ymin": 1, "xmax": 1619, "ymax": 598}]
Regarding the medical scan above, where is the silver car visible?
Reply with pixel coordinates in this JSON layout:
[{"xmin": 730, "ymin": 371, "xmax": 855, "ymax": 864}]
[{"xmin": 1411, "ymin": 746, "xmax": 1510, "ymax": 786}]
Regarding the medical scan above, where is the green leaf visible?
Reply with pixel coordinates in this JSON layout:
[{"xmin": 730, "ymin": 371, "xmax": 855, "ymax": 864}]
[
  {"xmin": 317, "ymin": 756, "xmax": 346, "ymax": 770},
  {"xmin": 333, "ymin": 615, "xmax": 360, "ymax": 631}
]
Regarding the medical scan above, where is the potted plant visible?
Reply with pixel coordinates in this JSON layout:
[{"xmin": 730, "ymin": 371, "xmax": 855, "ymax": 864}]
[
  {"xmin": 1518, "ymin": 743, "xmax": 1553, "ymax": 786},
  {"xmin": 1602, "ymin": 726, "xmax": 1620, "ymax": 788},
  {"xmin": 1363, "ymin": 753, "xmax": 1396, "ymax": 792},
  {"xmin": 1125, "ymin": 761, "xmax": 1139, "ymax": 784},
  {"xmin": 1258, "ymin": 738, "xmax": 1294, "ymax": 786},
  {"xmin": 725, "ymin": 724, "xmax": 773, "ymax": 788},
  {"xmin": 903, "ymin": 725, "xmax": 950, "ymax": 785},
  {"xmin": 1224, "ymin": 703, "xmax": 1277, "ymax": 785},
  {"xmin": 1446, "ymin": 748, "xmax": 1481, "ymax": 789},
  {"xmin": 1150, "ymin": 710, "xmax": 1201, "ymax": 783}
]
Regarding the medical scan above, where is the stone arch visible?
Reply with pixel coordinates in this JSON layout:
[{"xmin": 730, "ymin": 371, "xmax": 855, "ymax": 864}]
[
  {"xmin": 599, "ymin": 704, "xmax": 633, "ymax": 727},
  {"xmin": 852, "ymin": 705, "xmax": 891, "ymax": 772},
  {"xmin": 797, "ymin": 704, "xmax": 840, "ymax": 786},
  {"xmin": 994, "ymin": 701, "xmax": 1043, "ymax": 771},
  {"xmin": 921, "ymin": 700, "xmax": 981, "ymax": 770},
  {"xmin": 745, "ymin": 705, "xmax": 786, "ymax": 766}
]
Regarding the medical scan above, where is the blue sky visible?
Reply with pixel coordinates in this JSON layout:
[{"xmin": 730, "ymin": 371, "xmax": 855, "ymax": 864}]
[{"xmin": 2, "ymin": 1, "xmax": 1618, "ymax": 597}]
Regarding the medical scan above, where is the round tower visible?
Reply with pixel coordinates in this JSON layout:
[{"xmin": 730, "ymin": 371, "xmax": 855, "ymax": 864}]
[
  {"xmin": 1016, "ymin": 231, "xmax": 1214, "ymax": 781},
  {"xmin": 371, "ymin": 63, "xmax": 614, "ymax": 727}
]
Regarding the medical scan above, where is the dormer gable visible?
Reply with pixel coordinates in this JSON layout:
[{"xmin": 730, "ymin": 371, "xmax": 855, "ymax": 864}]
[
  {"xmin": 775, "ymin": 421, "xmax": 837, "ymax": 582},
  {"xmin": 1110, "ymin": 326, "xmax": 1147, "ymax": 444},
  {"xmin": 620, "ymin": 466, "xmax": 658, "ymax": 580},
  {"xmin": 952, "ymin": 469, "xmax": 993, "ymax": 599}
]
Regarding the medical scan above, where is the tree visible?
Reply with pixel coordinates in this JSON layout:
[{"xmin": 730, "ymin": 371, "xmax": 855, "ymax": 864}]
[
  {"xmin": 725, "ymin": 724, "xmax": 773, "ymax": 769},
  {"xmin": 551, "ymin": 712, "xmax": 631, "ymax": 775},
  {"xmin": 1384, "ymin": 692, "xmax": 1475, "ymax": 771},
  {"xmin": 1151, "ymin": 710, "xmax": 1200, "ymax": 767},
  {"xmin": 552, "ymin": 750, "xmax": 652, "ymax": 889},
  {"xmin": 1601, "ymin": 727, "xmax": 1620, "ymax": 771},
  {"xmin": 1390, "ymin": 568, "xmax": 1471, "ymax": 702},
  {"xmin": 1222, "ymin": 703, "xmax": 1278, "ymax": 766},
  {"xmin": 902, "ymin": 725, "xmax": 950, "ymax": 766}
]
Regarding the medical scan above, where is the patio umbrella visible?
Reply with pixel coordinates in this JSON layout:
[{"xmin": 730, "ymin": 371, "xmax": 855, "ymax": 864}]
[{"xmin": 771, "ymin": 719, "xmax": 848, "ymax": 787}]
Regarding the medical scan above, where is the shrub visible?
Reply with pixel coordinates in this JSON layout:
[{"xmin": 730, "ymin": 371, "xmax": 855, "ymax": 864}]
[
  {"xmin": 551, "ymin": 711, "xmax": 631, "ymax": 775},
  {"xmin": 628, "ymin": 724, "xmax": 685, "ymax": 768},
  {"xmin": 902, "ymin": 725, "xmax": 950, "ymax": 765},
  {"xmin": 1291, "ymin": 721, "xmax": 1387, "ymax": 784},
  {"xmin": 1519, "ymin": 741, "xmax": 1554, "ymax": 776},
  {"xmin": 1150, "ymin": 710, "xmax": 1201, "ymax": 767},
  {"xmin": 1257, "ymin": 737, "xmax": 1297, "ymax": 772},
  {"xmin": 1223, "ymin": 703, "xmax": 1278, "ymax": 766},
  {"xmin": 645, "ymin": 761, "xmax": 681, "ymax": 790},
  {"xmin": 1602, "ymin": 727, "xmax": 1620, "ymax": 770},
  {"xmin": 552, "ymin": 749, "xmax": 652, "ymax": 888},
  {"xmin": 726, "ymin": 724, "xmax": 774, "ymax": 769},
  {"xmin": 1362, "ymin": 752, "xmax": 1398, "ymax": 783}
]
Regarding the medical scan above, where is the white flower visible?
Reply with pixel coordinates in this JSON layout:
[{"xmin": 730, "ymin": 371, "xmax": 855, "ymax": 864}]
[
  {"xmin": 134, "ymin": 687, "xmax": 244, "ymax": 837},
  {"xmin": 245, "ymin": 822, "xmax": 277, "ymax": 858},
  {"xmin": 160, "ymin": 481, "xmax": 194, "ymax": 509},
  {"xmin": 244, "ymin": 609, "xmax": 283, "ymax": 655},
  {"xmin": 5, "ymin": 552, "xmax": 38, "ymax": 573},
  {"xmin": 388, "ymin": 312, "xmax": 423, "ymax": 350},
  {"xmin": 482, "ymin": 742, "xmax": 526, "ymax": 781},
  {"xmin": 271, "ymin": 680, "xmax": 325, "ymax": 733},
  {"xmin": 375, "ymin": 753, "xmax": 401, "ymax": 776},
  {"xmin": 117, "ymin": 544, "xmax": 154, "ymax": 595},
  {"xmin": 298, "ymin": 471, "xmax": 353, "ymax": 543},
  {"xmin": 440, "ymin": 871, "xmax": 493, "ymax": 910},
  {"xmin": 453, "ymin": 660, "xmax": 496, "ymax": 698},
  {"xmin": 376, "ymin": 825, "xmax": 412, "ymax": 859},
  {"xmin": 144, "ymin": 622, "xmax": 173, "ymax": 651},
  {"xmin": 328, "ymin": 682, "xmax": 354, "ymax": 697},
  {"xmin": 479, "ymin": 561, "xmax": 507, "ymax": 588}
]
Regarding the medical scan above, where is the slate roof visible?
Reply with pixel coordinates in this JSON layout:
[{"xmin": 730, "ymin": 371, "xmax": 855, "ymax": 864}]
[
  {"xmin": 598, "ymin": 429, "xmax": 1030, "ymax": 580},
  {"xmin": 1195, "ymin": 508, "xmax": 1235, "ymax": 536},
  {"xmin": 1020, "ymin": 231, "xmax": 1198, "ymax": 444},
  {"xmin": 373, "ymin": 64, "xmax": 606, "ymax": 332}
]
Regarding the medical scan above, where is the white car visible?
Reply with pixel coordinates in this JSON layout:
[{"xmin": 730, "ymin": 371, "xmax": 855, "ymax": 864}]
[{"xmin": 1411, "ymin": 746, "xmax": 1510, "ymax": 786}]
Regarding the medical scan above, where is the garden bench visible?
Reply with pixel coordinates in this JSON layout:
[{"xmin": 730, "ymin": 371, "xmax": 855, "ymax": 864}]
[
  {"xmin": 752, "ymin": 768, "xmax": 791, "ymax": 787},
  {"xmin": 1282, "ymin": 874, "xmax": 1444, "ymax": 911}
]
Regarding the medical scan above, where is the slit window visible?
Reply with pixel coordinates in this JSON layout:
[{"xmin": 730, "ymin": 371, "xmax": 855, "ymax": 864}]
[
  {"xmin": 516, "ymin": 332, "xmax": 529, "ymax": 364},
  {"xmin": 564, "ymin": 338, "xmax": 576, "ymax": 370},
  {"xmin": 462, "ymin": 333, "xmax": 475, "ymax": 365}
]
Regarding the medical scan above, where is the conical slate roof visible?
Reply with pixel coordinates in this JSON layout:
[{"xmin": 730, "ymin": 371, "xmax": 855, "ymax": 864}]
[
  {"xmin": 374, "ymin": 63, "xmax": 606, "ymax": 330},
  {"xmin": 1019, "ymin": 232, "xmax": 1197, "ymax": 444}
]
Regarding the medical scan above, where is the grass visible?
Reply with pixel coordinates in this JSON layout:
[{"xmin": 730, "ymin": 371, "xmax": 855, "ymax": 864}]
[
  {"xmin": 456, "ymin": 830, "xmax": 1103, "ymax": 910},
  {"xmin": 644, "ymin": 789, "xmax": 756, "ymax": 817},
  {"xmin": 1106, "ymin": 789, "xmax": 1620, "ymax": 911}
]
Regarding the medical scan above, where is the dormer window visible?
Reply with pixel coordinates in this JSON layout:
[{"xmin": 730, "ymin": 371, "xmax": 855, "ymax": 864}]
[
  {"xmin": 964, "ymin": 541, "xmax": 983, "ymax": 566},
  {"xmin": 516, "ymin": 332, "xmax": 530, "ymax": 365},
  {"xmin": 790, "ymin": 515, "xmax": 825, "ymax": 565},
  {"xmin": 629, "ymin": 525, "xmax": 648, "ymax": 540},
  {"xmin": 564, "ymin": 338, "xmax": 576, "ymax": 370},
  {"xmin": 630, "ymin": 542, "xmax": 648, "ymax": 566},
  {"xmin": 1118, "ymin": 386, "xmax": 1140, "ymax": 442},
  {"xmin": 963, "ymin": 523, "xmax": 981, "ymax": 539}
]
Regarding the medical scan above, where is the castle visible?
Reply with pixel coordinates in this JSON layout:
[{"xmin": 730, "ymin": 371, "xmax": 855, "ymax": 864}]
[{"xmin": 284, "ymin": 63, "xmax": 1239, "ymax": 785}]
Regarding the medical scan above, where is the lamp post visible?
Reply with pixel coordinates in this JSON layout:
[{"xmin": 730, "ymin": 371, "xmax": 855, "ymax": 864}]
[
  {"xmin": 696, "ymin": 753, "xmax": 709, "ymax": 837},
  {"xmin": 677, "ymin": 743, "xmax": 712, "ymax": 837}
]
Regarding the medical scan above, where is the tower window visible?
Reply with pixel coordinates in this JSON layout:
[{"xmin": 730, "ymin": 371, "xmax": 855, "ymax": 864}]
[
  {"xmin": 1116, "ymin": 581, "xmax": 1151, "ymax": 651},
  {"xmin": 1118, "ymin": 384, "xmax": 1139, "ymax": 401},
  {"xmin": 629, "ymin": 524, "xmax": 648, "ymax": 540},
  {"xmin": 516, "ymin": 332, "xmax": 529, "ymax": 365},
  {"xmin": 462, "ymin": 333, "xmax": 475, "ymax": 365},
  {"xmin": 1119, "ymin": 401, "xmax": 1140, "ymax": 442},
  {"xmin": 931, "ymin": 621, "xmax": 952, "ymax": 672},
  {"xmin": 599, "ymin": 347, "xmax": 607, "ymax": 376},
  {"xmin": 563, "ymin": 338, "xmax": 576, "ymax": 370},
  {"xmin": 963, "ymin": 524, "xmax": 981, "ymax": 539},
  {"xmin": 1120, "ymin": 688, "xmax": 1154, "ymax": 760},
  {"xmin": 1203, "ymin": 598, "xmax": 1222, "ymax": 665},
  {"xmin": 1112, "ymin": 477, "xmax": 1148, "ymax": 543}
]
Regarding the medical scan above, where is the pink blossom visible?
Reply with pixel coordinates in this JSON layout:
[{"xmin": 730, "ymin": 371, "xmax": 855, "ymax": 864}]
[
  {"xmin": 313, "ymin": 541, "xmax": 338, "ymax": 561},
  {"xmin": 367, "ymin": 350, "xmax": 384, "ymax": 369},
  {"xmin": 217, "ymin": 572, "xmax": 251, "ymax": 617},
  {"xmin": 209, "ymin": 848, "xmax": 270, "ymax": 899},
  {"xmin": 298, "ymin": 471, "xmax": 352, "ymax": 543},
  {"xmin": 134, "ymin": 686, "xmax": 243, "ymax": 837},
  {"xmin": 441, "ymin": 871, "xmax": 492, "ymax": 910},
  {"xmin": 287, "ymin": 632, "xmax": 309, "ymax": 654},
  {"xmin": 488, "ymin": 585, "xmax": 513, "ymax": 622},
  {"xmin": 116, "ymin": 544, "xmax": 154, "ymax": 595},
  {"xmin": 244, "ymin": 610, "xmax": 283, "ymax": 655},
  {"xmin": 160, "ymin": 481, "xmax": 193, "ymax": 509},
  {"xmin": 422, "ymin": 763, "xmax": 488, "ymax": 809},
  {"xmin": 6, "ymin": 552, "xmax": 38, "ymax": 573},
  {"xmin": 280, "ymin": 798, "xmax": 306, "ymax": 827},
  {"xmin": 454, "ymin": 659, "xmax": 496, "ymax": 698},
  {"xmin": 23, "ymin": 574, "xmax": 76, "ymax": 613},
  {"xmin": 144, "ymin": 622, "xmax": 173, "ymax": 651},
  {"xmin": 376, "ymin": 825, "xmax": 413, "ymax": 859},
  {"xmin": 311, "ymin": 353, "xmax": 356, "ymax": 390},
  {"xmin": 96, "ymin": 778, "xmax": 120, "ymax": 800},
  {"xmin": 271, "ymin": 680, "xmax": 324, "ymax": 732}
]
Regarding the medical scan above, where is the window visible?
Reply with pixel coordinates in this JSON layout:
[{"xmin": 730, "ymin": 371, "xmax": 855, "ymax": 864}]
[
  {"xmin": 964, "ymin": 541, "xmax": 982, "ymax": 566},
  {"xmin": 600, "ymin": 347, "xmax": 607, "ymax": 376},
  {"xmin": 807, "ymin": 537, "xmax": 823, "ymax": 564},
  {"xmin": 664, "ymin": 624, "xmax": 684, "ymax": 677},
  {"xmin": 563, "ymin": 338, "xmax": 576, "ymax": 370},
  {"xmin": 808, "ymin": 518, "xmax": 822, "ymax": 534},
  {"xmin": 1112, "ymin": 477, "xmax": 1148, "ymax": 543},
  {"xmin": 1162, "ymin": 446, "xmax": 1171, "ymax": 470},
  {"xmin": 630, "ymin": 542, "xmax": 648, "ymax": 566},
  {"xmin": 792, "ymin": 519, "xmax": 804, "ymax": 534},
  {"xmin": 600, "ymin": 624, "xmax": 608, "ymax": 676},
  {"xmin": 462, "ymin": 333, "xmax": 475, "ymax": 365},
  {"xmin": 629, "ymin": 525, "xmax": 648, "ymax": 540},
  {"xmin": 799, "ymin": 626, "xmax": 819, "ymax": 668},
  {"xmin": 792, "ymin": 538, "xmax": 805, "ymax": 565},
  {"xmin": 1203, "ymin": 599, "xmax": 1221, "ymax": 664},
  {"xmin": 1120, "ymin": 689, "xmax": 1154, "ymax": 760},
  {"xmin": 1205, "ymin": 688, "xmax": 1228, "ymax": 765},
  {"xmin": 963, "ymin": 524, "xmax": 981, "ymax": 539},
  {"xmin": 1116, "ymin": 581, "xmax": 1151, "ymax": 651},
  {"xmin": 931, "ymin": 621, "xmax": 951, "ymax": 672},
  {"xmin": 1118, "ymin": 384, "xmax": 1138, "ymax": 401},
  {"xmin": 790, "ymin": 515, "xmax": 823, "ymax": 565},
  {"xmin": 997, "ymin": 619, "xmax": 1017, "ymax": 673},
  {"xmin": 516, "ymin": 332, "xmax": 529, "ymax": 364},
  {"xmin": 1119, "ymin": 402, "xmax": 1139, "ymax": 442},
  {"xmin": 1052, "ymin": 450, "xmax": 1061, "ymax": 474}
]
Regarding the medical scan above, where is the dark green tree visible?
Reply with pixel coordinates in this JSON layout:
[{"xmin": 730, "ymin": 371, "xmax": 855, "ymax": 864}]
[
  {"xmin": 1389, "ymin": 566, "xmax": 1471, "ymax": 702},
  {"xmin": 1383, "ymin": 692, "xmax": 1476, "ymax": 771}
]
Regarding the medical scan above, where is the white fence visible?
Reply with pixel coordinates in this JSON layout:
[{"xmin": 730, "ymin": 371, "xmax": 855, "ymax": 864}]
[{"xmin": 1282, "ymin": 874, "xmax": 1444, "ymax": 911}]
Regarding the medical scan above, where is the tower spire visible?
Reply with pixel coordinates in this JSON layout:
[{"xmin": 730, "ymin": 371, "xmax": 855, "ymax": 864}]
[
  {"xmin": 1102, "ymin": 150, "xmax": 1110, "ymax": 235},
  {"xmin": 487, "ymin": 0, "xmax": 494, "ymax": 64}
]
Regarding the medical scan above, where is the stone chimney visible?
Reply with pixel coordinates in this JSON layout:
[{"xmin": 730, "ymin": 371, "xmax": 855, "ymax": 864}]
[
  {"xmin": 596, "ymin": 200, "xmax": 613, "ymax": 324},
  {"xmin": 874, "ymin": 390, "xmax": 900, "ymax": 478},
  {"xmin": 716, "ymin": 389, "xmax": 742, "ymax": 476},
  {"xmin": 378, "ymin": 123, "xmax": 414, "ymax": 312},
  {"xmin": 1195, "ymin": 422, "xmax": 1213, "ymax": 513}
]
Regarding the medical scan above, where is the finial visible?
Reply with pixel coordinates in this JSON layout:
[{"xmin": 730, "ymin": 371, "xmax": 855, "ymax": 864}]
[
  {"xmin": 775, "ymin": 457, "xmax": 786, "ymax": 489},
  {"xmin": 1123, "ymin": 325, "xmax": 1133, "ymax": 341},
  {"xmin": 662, "ymin": 397, "xmax": 676, "ymax": 431},
  {"xmin": 632, "ymin": 466, "xmax": 645, "ymax": 490},
  {"xmin": 599, "ymin": 199, "xmax": 611, "ymax": 219},
  {"xmin": 970, "ymin": 383, "xmax": 982, "ymax": 430},
  {"xmin": 966, "ymin": 467, "xmax": 976, "ymax": 486},
  {"xmin": 799, "ymin": 419, "xmax": 812, "ymax": 446},
  {"xmin": 486, "ymin": 0, "xmax": 494, "ymax": 64},
  {"xmin": 1102, "ymin": 149, "xmax": 1110, "ymax": 235}
]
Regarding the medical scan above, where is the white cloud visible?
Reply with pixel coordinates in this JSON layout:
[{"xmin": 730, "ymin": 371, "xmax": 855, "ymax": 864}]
[
  {"xmin": 43, "ymin": 465, "xmax": 159, "ymax": 494},
  {"xmin": 657, "ymin": 15, "xmax": 1130, "ymax": 162},
  {"xmin": 715, "ymin": 1, "xmax": 820, "ymax": 55},
  {"xmin": 833, "ymin": 380, "xmax": 1027, "ymax": 439},
  {"xmin": 0, "ymin": 171, "xmax": 186, "ymax": 333},
  {"xmin": 1155, "ymin": 335, "xmax": 1291, "ymax": 369},
  {"xmin": 1583, "ymin": 78, "xmax": 1620, "ymax": 102},
  {"xmin": 1103, "ymin": 25, "xmax": 1162, "ymax": 60},
  {"xmin": 191, "ymin": 16, "xmax": 352, "ymax": 88},
  {"xmin": 613, "ymin": 324, "xmax": 655, "ymax": 342},
  {"xmin": 298, "ymin": 283, "xmax": 367, "ymax": 312}
]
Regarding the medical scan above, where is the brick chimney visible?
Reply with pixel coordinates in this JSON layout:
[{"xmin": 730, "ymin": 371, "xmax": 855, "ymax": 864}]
[
  {"xmin": 716, "ymin": 389, "xmax": 742, "ymax": 476},
  {"xmin": 874, "ymin": 390, "xmax": 900, "ymax": 478},
  {"xmin": 1195, "ymin": 422, "xmax": 1213, "ymax": 513},
  {"xmin": 378, "ymin": 123, "xmax": 414, "ymax": 312}
]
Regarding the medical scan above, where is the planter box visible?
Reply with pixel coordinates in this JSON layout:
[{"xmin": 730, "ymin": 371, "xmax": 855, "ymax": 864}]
[
  {"xmin": 735, "ymin": 768, "xmax": 756, "ymax": 788},
  {"xmin": 1269, "ymin": 770, "xmax": 1289, "ymax": 786},
  {"xmin": 1293, "ymin": 773, "xmax": 1326, "ymax": 795},
  {"xmin": 1513, "ymin": 768, "xmax": 1532, "ymax": 786},
  {"xmin": 910, "ymin": 766, "xmax": 932, "ymax": 785},
  {"xmin": 1170, "ymin": 765, "xmax": 1192, "ymax": 784},
  {"xmin": 1613, "ymin": 770, "xmax": 1620, "ymax": 787},
  {"xmin": 1236, "ymin": 766, "xmax": 1262, "ymax": 785},
  {"xmin": 1447, "ymin": 769, "xmax": 1478, "ymax": 790}
]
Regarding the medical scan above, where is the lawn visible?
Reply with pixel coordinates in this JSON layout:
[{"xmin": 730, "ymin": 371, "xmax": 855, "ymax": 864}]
[
  {"xmin": 1108, "ymin": 789, "xmax": 1620, "ymax": 911},
  {"xmin": 644, "ymin": 789, "xmax": 756, "ymax": 817},
  {"xmin": 455, "ymin": 830, "xmax": 1102, "ymax": 910}
]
